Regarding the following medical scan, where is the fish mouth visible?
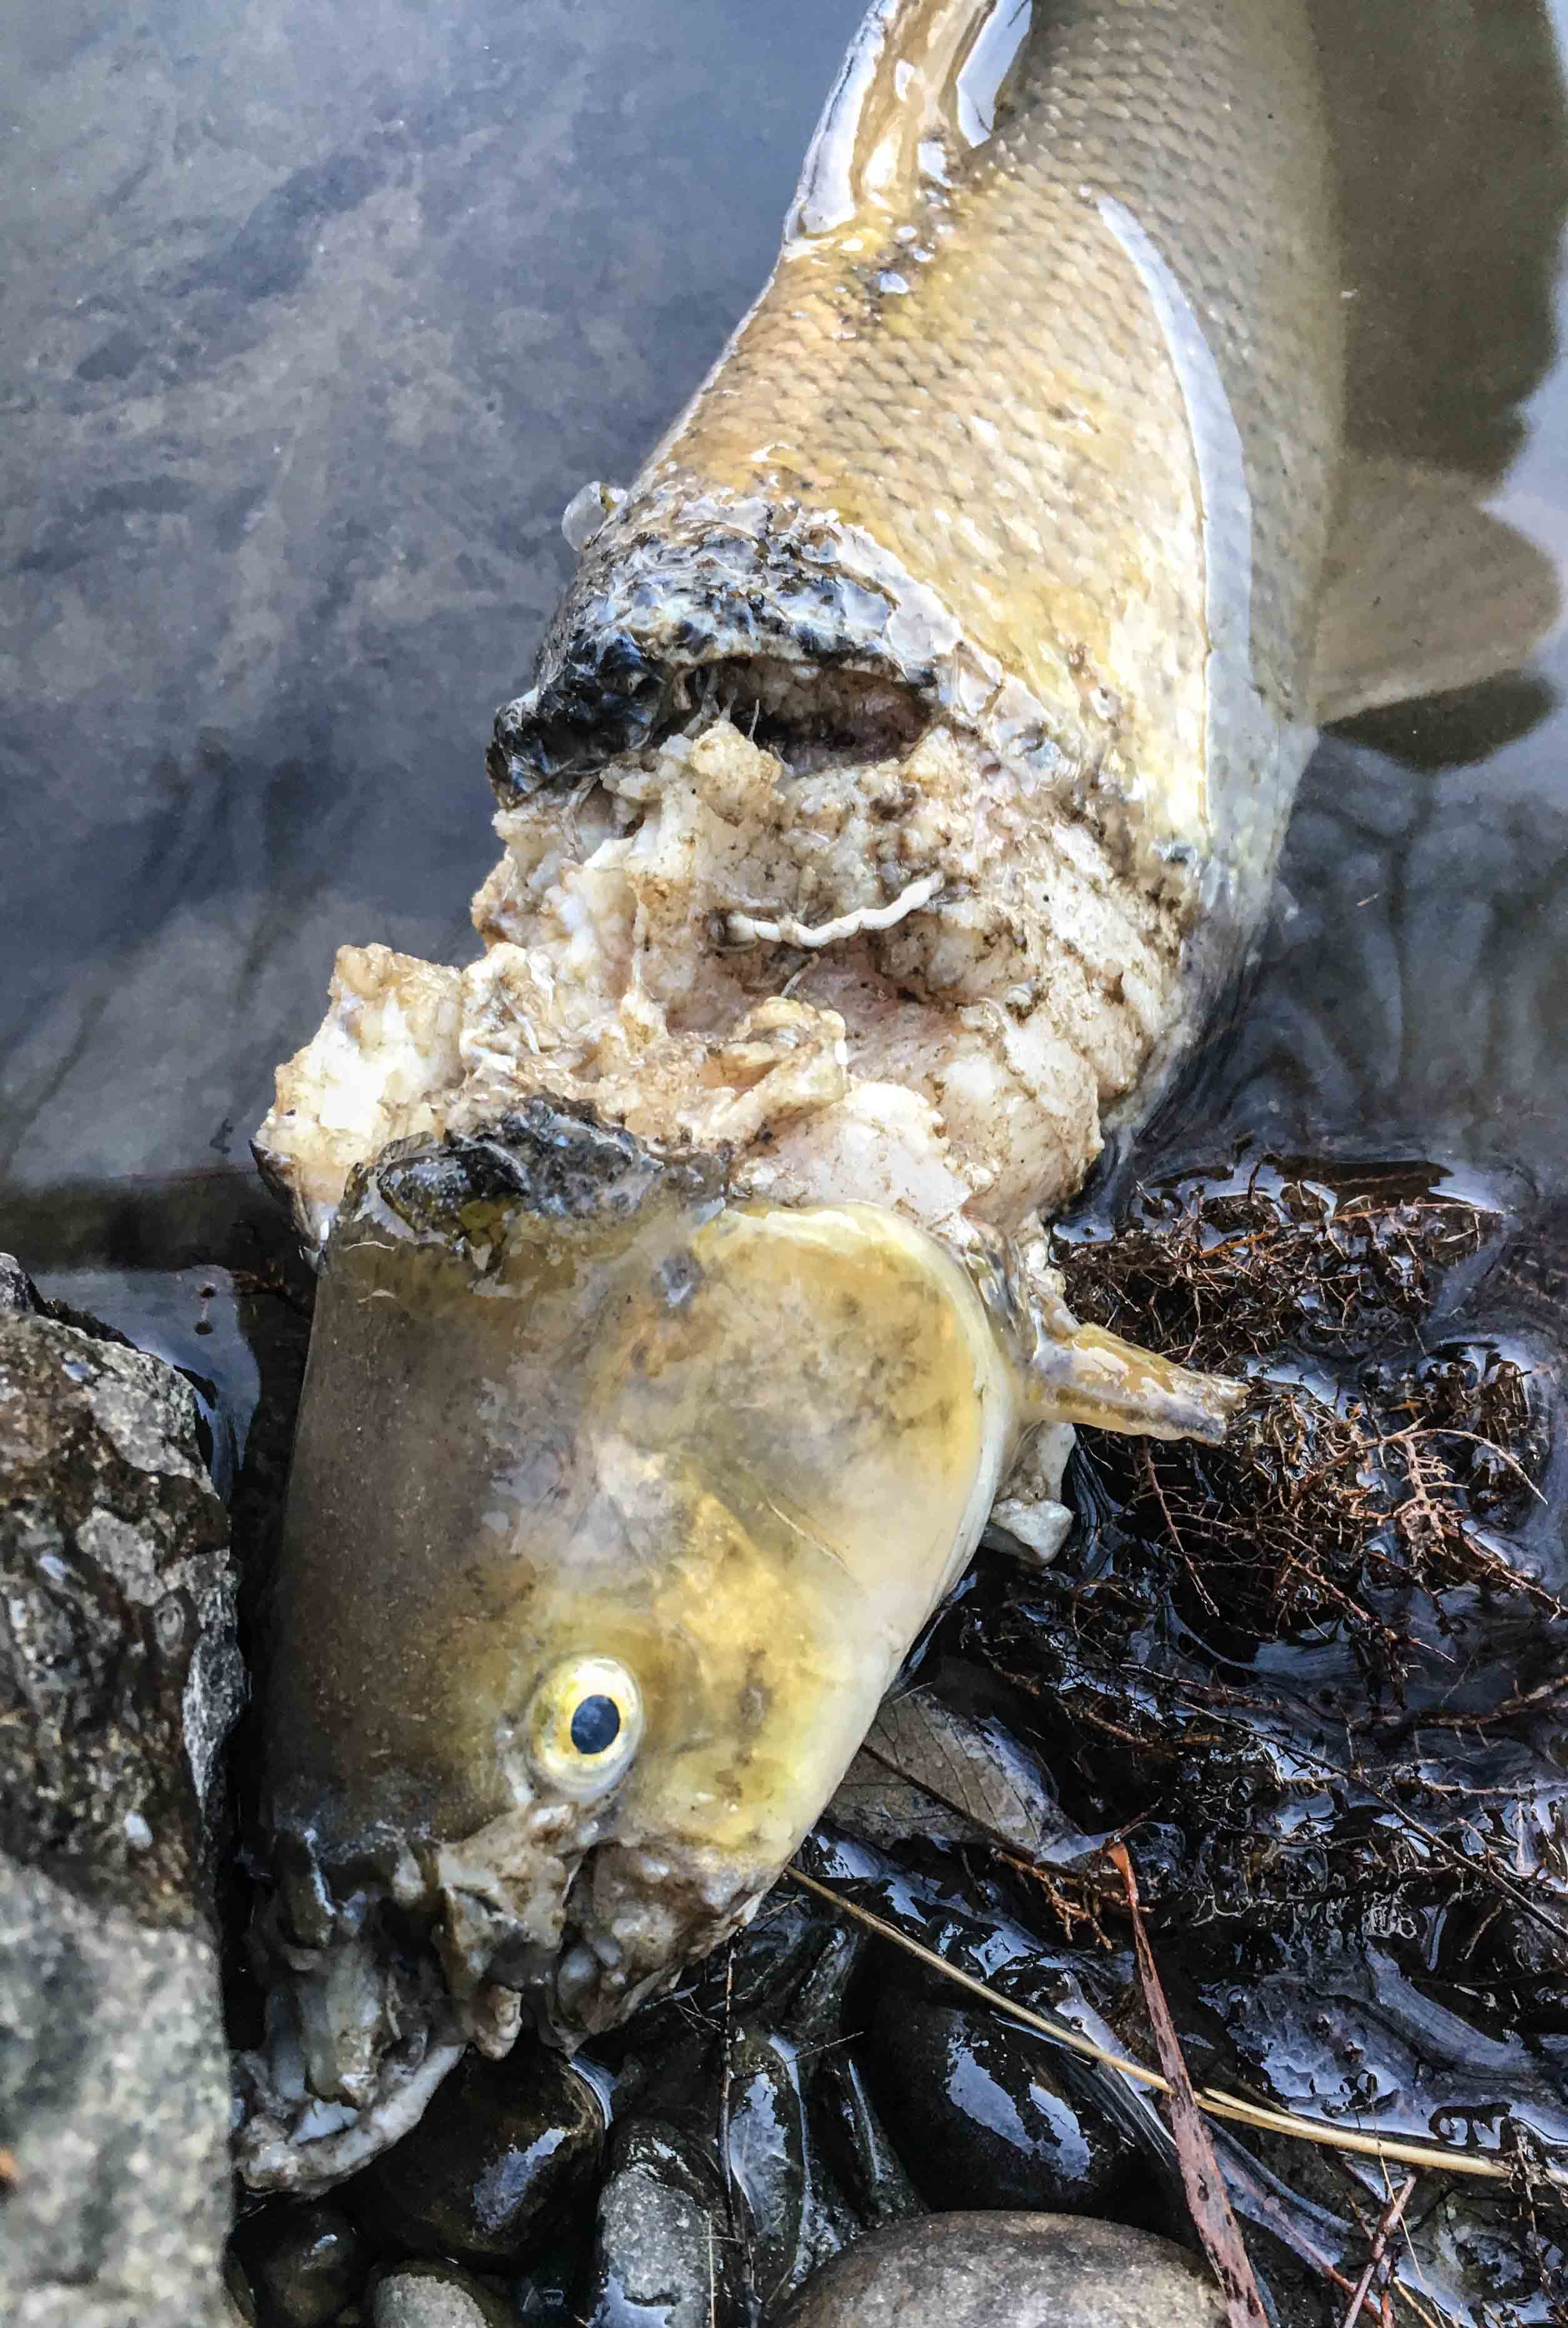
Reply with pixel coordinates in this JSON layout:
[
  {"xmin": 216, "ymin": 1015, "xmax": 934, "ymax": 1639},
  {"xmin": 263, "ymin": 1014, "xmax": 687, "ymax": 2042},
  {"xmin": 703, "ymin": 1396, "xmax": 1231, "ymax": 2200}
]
[
  {"xmin": 234, "ymin": 1821, "xmax": 766, "ymax": 2194},
  {"xmin": 232, "ymin": 1910, "xmax": 477, "ymax": 2195},
  {"xmin": 543, "ymin": 1837, "xmax": 767, "ymax": 2039}
]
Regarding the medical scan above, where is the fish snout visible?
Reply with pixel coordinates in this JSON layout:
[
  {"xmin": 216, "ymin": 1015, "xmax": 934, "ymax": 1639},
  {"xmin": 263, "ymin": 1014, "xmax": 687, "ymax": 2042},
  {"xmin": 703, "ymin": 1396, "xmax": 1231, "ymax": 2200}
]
[
  {"xmin": 234, "ymin": 1805, "xmax": 591, "ymax": 2193},
  {"xmin": 543, "ymin": 1835, "xmax": 771, "ymax": 2041}
]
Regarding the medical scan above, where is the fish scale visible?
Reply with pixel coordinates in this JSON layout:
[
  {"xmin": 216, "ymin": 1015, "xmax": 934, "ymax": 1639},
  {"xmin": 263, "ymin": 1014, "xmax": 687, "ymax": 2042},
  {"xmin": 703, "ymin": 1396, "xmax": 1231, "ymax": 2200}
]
[{"xmin": 526, "ymin": 0, "xmax": 1340, "ymax": 920}]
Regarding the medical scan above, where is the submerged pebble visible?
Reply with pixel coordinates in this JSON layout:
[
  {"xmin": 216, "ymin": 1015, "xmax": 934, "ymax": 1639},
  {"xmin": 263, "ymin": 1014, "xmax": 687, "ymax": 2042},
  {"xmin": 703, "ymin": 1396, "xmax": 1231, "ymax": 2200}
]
[
  {"xmin": 724, "ymin": 2019, "xmax": 860, "ymax": 2309},
  {"xmin": 776, "ymin": 2212, "xmax": 1226, "ymax": 2327},
  {"xmin": 810, "ymin": 2049, "xmax": 923, "ymax": 2225},
  {"xmin": 230, "ymin": 2199, "xmax": 364, "ymax": 2327},
  {"xmin": 864, "ymin": 1984, "xmax": 1137, "ymax": 2215},
  {"xmin": 342, "ymin": 2041, "xmax": 604, "ymax": 2269}
]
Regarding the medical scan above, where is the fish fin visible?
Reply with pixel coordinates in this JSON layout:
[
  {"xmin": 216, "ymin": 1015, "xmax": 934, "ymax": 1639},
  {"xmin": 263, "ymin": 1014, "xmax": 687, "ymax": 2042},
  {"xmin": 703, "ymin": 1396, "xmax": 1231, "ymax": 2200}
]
[
  {"xmin": 1310, "ymin": 454, "xmax": 1561, "ymax": 724},
  {"xmin": 1019, "ymin": 1317, "xmax": 1245, "ymax": 1445}
]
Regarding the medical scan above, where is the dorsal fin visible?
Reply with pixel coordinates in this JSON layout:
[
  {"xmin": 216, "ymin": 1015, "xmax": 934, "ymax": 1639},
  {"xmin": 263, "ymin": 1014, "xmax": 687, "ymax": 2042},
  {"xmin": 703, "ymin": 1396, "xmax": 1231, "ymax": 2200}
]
[{"xmin": 1310, "ymin": 453, "xmax": 1561, "ymax": 725}]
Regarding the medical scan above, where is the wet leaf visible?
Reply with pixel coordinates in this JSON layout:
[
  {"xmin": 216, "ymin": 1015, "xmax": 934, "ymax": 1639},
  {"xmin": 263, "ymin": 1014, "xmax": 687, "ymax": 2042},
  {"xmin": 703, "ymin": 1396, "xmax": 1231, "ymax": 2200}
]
[{"xmin": 829, "ymin": 1688, "xmax": 1091, "ymax": 1863}]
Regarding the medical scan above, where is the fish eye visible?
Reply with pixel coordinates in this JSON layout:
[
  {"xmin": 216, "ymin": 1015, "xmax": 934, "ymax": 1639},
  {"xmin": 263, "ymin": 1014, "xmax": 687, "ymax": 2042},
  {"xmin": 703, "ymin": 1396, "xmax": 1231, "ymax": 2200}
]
[{"xmin": 527, "ymin": 1655, "xmax": 644, "ymax": 1799}]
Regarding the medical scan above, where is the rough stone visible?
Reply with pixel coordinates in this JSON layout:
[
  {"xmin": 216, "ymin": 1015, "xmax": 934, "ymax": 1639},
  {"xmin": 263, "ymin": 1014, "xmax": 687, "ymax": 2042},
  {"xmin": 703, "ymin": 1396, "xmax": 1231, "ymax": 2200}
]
[
  {"xmin": 0, "ymin": 1857, "xmax": 234, "ymax": 2327},
  {"xmin": 0, "ymin": 1302, "xmax": 242, "ymax": 1914},
  {"xmin": 370, "ymin": 2260, "xmax": 519, "ymax": 2328},
  {"xmin": 0, "ymin": 1280, "xmax": 242, "ymax": 2326},
  {"xmin": 864, "ymin": 1987, "xmax": 1137, "ymax": 2217},
  {"xmin": 582, "ymin": 2118, "xmax": 736, "ymax": 2328},
  {"xmin": 774, "ymin": 2213, "xmax": 1228, "ymax": 2328},
  {"xmin": 344, "ymin": 2039, "xmax": 604, "ymax": 2269}
]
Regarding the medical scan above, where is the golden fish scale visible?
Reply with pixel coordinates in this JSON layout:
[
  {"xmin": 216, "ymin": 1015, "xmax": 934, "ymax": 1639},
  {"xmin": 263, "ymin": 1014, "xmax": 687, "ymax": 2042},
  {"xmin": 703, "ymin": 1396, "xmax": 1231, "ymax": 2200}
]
[{"xmin": 660, "ymin": 0, "xmax": 1341, "ymax": 870}]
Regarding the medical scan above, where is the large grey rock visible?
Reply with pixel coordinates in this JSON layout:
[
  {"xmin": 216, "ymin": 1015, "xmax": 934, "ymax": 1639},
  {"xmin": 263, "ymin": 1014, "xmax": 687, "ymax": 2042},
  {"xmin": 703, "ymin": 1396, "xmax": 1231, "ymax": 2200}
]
[
  {"xmin": 0, "ymin": 1272, "xmax": 242, "ymax": 2325},
  {"xmin": 0, "ymin": 1862, "xmax": 236, "ymax": 2328},
  {"xmin": 773, "ymin": 2213, "xmax": 1227, "ymax": 2328}
]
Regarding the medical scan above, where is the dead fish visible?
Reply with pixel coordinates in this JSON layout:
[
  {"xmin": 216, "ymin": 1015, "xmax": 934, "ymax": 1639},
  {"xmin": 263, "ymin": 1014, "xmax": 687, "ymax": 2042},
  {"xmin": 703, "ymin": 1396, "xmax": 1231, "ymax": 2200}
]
[{"xmin": 237, "ymin": 0, "xmax": 1556, "ymax": 2192}]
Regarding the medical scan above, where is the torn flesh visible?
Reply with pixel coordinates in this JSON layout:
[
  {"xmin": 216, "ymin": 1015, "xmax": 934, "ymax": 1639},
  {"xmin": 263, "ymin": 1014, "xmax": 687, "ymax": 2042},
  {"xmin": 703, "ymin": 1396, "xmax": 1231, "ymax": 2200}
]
[{"xmin": 257, "ymin": 708, "xmax": 1187, "ymax": 1255}]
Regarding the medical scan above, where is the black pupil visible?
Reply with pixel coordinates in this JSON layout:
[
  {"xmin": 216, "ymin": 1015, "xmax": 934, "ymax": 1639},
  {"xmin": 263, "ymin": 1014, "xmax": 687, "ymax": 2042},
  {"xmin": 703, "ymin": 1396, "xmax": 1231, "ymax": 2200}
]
[{"xmin": 570, "ymin": 1693, "xmax": 621, "ymax": 1755}]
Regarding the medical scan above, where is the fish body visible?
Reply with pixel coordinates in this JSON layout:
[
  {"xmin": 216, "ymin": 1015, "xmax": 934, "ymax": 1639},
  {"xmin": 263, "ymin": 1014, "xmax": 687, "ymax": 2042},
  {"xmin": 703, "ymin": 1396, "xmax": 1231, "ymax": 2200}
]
[{"xmin": 240, "ymin": 0, "xmax": 1556, "ymax": 2191}]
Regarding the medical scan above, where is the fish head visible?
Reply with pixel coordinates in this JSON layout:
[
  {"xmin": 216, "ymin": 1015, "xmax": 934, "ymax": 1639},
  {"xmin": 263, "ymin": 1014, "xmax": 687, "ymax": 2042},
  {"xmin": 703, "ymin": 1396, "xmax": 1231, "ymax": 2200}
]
[{"xmin": 237, "ymin": 1103, "xmax": 1018, "ymax": 2190}]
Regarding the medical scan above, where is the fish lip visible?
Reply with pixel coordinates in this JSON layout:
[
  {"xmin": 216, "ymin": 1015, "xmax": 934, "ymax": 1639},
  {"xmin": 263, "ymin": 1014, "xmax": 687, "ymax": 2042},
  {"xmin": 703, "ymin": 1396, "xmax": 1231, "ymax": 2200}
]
[
  {"xmin": 539, "ymin": 1835, "xmax": 772, "ymax": 2042},
  {"xmin": 234, "ymin": 2010, "xmax": 467, "ymax": 2195}
]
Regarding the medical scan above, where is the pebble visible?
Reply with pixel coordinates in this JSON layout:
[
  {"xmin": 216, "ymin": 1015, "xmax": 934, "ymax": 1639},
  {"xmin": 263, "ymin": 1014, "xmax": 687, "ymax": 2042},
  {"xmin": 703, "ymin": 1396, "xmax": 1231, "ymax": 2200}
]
[
  {"xmin": 774, "ymin": 2212, "xmax": 1228, "ymax": 2327},
  {"xmin": 370, "ymin": 2259, "xmax": 518, "ymax": 2328},
  {"xmin": 811, "ymin": 2049, "xmax": 922, "ymax": 2224},
  {"xmin": 230, "ymin": 2199, "xmax": 364, "ymax": 2326},
  {"xmin": 865, "ymin": 1986, "xmax": 1137, "ymax": 2214},
  {"xmin": 581, "ymin": 2118, "xmax": 734, "ymax": 2328},
  {"xmin": 343, "ymin": 2039, "xmax": 604, "ymax": 2268},
  {"xmin": 724, "ymin": 2020, "xmax": 859, "ymax": 2309}
]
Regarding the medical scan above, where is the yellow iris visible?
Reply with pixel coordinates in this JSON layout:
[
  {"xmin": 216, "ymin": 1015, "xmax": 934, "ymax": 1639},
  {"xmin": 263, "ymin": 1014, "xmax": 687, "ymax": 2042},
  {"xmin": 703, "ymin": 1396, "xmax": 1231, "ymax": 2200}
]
[{"xmin": 527, "ymin": 1655, "xmax": 644, "ymax": 1798}]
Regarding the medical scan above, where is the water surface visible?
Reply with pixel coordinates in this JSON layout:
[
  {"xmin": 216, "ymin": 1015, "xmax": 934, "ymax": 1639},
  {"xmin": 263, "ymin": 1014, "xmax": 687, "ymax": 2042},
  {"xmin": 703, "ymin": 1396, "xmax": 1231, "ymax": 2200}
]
[{"xmin": 4, "ymin": 1, "xmax": 1568, "ymax": 1223}]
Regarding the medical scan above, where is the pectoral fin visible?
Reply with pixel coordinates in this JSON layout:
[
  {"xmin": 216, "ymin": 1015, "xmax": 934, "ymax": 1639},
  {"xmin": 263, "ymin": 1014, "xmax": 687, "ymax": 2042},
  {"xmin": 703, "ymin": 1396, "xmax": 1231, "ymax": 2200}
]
[
  {"xmin": 1020, "ymin": 1318, "xmax": 1246, "ymax": 1443},
  {"xmin": 1310, "ymin": 454, "xmax": 1561, "ymax": 724}
]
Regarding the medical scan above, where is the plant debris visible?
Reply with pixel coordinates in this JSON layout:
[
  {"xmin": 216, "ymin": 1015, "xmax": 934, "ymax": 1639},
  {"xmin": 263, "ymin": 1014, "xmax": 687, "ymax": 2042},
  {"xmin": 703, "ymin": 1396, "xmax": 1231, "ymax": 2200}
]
[
  {"xmin": 1051, "ymin": 1157, "xmax": 1552, "ymax": 1697},
  {"xmin": 1054, "ymin": 1155, "xmax": 1496, "ymax": 1370},
  {"xmin": 832, "ymin": 1150, "xmax": 1568, "ymax": 2320},
  {"xmin": 1111, "ymin": 1840, "xmax": 1269, "ymax": 2327}
]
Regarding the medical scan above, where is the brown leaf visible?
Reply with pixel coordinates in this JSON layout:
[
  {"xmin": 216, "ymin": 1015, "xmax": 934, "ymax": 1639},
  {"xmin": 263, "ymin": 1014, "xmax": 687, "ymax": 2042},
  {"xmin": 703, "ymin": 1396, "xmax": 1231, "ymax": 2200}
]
[
  {"xmin": 1111, "ymin": 1843, "xmax": 1268, "ymax": 2328},
  {"xmin": 830, "ymin": 1688, "xmax": 1089, "ymax": 1861}
]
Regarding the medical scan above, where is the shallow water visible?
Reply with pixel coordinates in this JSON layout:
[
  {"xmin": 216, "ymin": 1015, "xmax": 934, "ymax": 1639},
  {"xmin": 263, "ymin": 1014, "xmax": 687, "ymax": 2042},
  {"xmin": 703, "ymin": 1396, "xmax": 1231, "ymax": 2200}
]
[
  {"xmin": 2, "ymin": 0, "xmax": 1567, "ymax": 1220},
  {"xmin": 8, "ymin": 2, "xmax": 1568, "ymax": 2322}
]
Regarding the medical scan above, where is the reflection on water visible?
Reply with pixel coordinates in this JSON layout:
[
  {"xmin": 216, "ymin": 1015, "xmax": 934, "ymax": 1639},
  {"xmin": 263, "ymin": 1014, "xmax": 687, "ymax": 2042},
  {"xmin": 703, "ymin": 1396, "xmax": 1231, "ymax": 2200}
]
[
  {"xmin": 0, "ymin": 0, "xmax": 871, "ymax": 1195},
  {"xmin": 1146, "ymin": 0, "xmax": 1568, "ymax": 1191}
]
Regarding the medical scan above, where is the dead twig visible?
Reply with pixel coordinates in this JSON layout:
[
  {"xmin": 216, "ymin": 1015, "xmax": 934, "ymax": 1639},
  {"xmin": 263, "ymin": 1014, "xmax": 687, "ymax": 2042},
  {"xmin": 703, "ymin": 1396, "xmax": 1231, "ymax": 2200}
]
[
  {"xmin": 786, "ymin": 1866, "xmax": 1568, "ymax": 2190},
  {"xmin": 1111, "ymin": 1842, "xmax": 1267, "ymax": 2326},
  {"xmin": 1337, "ymin": 2175, "xmax": 1416, "ymax": 2328}
]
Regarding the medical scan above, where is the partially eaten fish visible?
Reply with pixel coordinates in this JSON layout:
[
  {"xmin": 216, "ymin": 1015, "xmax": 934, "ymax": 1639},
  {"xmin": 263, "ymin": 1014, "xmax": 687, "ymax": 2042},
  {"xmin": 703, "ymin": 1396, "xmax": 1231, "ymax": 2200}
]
[
  {"xmin": 237, "ymin": 1105, "xmax": 1235, "ymax": 2187},
  {"xmin": 238, "ymin": 0, "xmax": 1557, "ymax": 2190}
]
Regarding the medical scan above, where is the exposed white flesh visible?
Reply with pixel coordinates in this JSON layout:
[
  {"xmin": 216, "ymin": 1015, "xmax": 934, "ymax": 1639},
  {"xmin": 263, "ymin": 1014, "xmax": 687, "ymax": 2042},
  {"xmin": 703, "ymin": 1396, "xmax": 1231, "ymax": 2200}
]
[{"xmin": 259, "ymin": 715, "xmax": 1183, "ymax": 1252}]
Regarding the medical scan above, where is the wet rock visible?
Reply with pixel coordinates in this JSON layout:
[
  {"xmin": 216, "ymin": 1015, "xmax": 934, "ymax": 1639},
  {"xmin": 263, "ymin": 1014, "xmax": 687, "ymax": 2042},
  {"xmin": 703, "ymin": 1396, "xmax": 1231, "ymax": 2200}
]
[
  {"xmin": 231, "ymin": 2199, "xmax": 364, "ymax": 2326},
  {"xmin": 582, "ymin": 2118, "xmax": 737, "ymax": 2328},
  {"xmin": 224, "ymin": 2251, "xmax": 261, "ymax": 2323},
  {"xmin": 810, "ymin": 2051, "xmax": 923, "ymax": 2225},
  {"xmin": 1, "ymin": 1252, "xmax": 41, "ymax": 1312},
  {"xmin": 775, "ymin": 2212, "xmax": 1227, "ymax": 2328},
  {"xmin": 370, "ymin": 2259, "xmax": 518, "ymax": 2328},
  {"xmin": 0, "ymin": 1271, "xmax": 241, "ymax": 2325},
  {"xmin": 864, "ymin": 1985, "xmax": 1137, "ymax": 2215},
  {"xmin": 515, "ymin": 2240, "xmax": 582, "ymax": 2324},
  {"xmin": 0, "ymin": 1295, "xmax": 242, "ymax": 1907},
  {"xmin": 724, "ymin": 2019, "xmax": 859, "ymax": 2312},
  {"xmin": 344, "ymin": 2039, "xmax": 604, "ymax": 2268}
]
